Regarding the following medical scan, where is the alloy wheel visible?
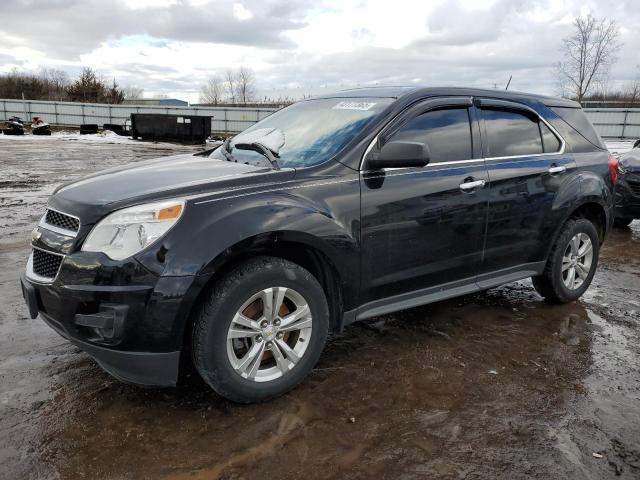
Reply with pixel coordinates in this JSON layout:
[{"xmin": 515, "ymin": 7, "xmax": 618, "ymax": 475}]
[
  {"xmin": 561, "ymin": 233, "xmax": 594, "ymax": 290},
  {"xmin": 226, "ymin": 287, "xmax": 313, "ymax": 382}
]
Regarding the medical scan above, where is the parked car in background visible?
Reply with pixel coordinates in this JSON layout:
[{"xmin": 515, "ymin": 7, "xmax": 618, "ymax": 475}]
[
  {"xmin": 21, "ymin": 87, "xmax": 617, "ymax": 403},
  {"xmin": 614, "ymin": 140, "xmax": 640, "ymax": 228}
]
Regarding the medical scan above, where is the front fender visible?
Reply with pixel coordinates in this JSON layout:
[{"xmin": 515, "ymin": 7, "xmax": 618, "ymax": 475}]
[{"xmin": 137, "ymin": 172, "xmax": 361, "ymax": 296}]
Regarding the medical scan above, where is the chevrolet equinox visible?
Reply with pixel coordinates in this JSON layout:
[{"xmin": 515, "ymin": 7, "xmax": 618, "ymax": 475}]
[{"xmin": 22, "ymin": 87, "xmax": 618, "ymax": 403}]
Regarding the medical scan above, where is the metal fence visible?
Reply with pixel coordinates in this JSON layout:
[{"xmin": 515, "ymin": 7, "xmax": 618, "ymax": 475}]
[
  {"xmin": 0, "ymin": 99, "xmax": 279, "ymax": 134},
  {"xmin": 583, "ymin": 109, "xmax": 640, "ymax": 139},
  {"xmin": 1, "ymin": 98, "xmax": 639, "ymax": 139}
]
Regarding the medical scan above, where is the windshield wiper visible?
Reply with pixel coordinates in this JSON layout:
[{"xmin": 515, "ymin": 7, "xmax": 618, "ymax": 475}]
[{"xmin": 234, "ymin": 141, "xmax": 281, "ymax": 170}]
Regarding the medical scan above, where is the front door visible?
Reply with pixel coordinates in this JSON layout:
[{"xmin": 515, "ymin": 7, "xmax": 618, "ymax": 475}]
[{"xmin": 359, "ymin": 97, "xmax": 489, "ymax": 311}]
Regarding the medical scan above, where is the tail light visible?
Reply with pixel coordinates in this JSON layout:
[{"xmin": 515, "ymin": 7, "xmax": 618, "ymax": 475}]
[{"xmin": 608, "ymin": 156, "xmax": 619, "ymax": 186}]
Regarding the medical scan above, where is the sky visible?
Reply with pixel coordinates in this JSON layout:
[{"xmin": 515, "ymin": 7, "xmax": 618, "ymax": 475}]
[{"xmin": 0, "ymin": 0, "xmax": 638, "ymax": 103}]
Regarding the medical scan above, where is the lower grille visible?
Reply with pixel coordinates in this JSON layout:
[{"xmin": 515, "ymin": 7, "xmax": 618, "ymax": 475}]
[
  {"xmin": 32, "ymin": 248, "xmax": 63, "ymax": 279},
  {"xmin": 628, "ymin": 180, "xmax": 640, "ymax": 197}
]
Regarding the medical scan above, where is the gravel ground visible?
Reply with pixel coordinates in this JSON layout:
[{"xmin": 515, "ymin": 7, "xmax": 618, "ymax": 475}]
[{"xmin": 0, "ymin": 135, "xmax": 639, "ymax": 480}]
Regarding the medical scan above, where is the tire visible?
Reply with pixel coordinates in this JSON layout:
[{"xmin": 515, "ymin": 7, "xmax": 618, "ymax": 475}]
[
  {"xmin": 613, "ymin": 217, "xmax": 633, "ymax": 228},
  {"xmin": 532, "ymin": 218, "xmax": 600, "ymax": 304},
  {"xmin": 192, "ymin": 256, "xmax": 329, "ymax": 403}
]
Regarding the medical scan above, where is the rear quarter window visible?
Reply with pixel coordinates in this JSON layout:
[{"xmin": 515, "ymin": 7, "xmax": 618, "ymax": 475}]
[{"xmin": 550, "ymin": 107, "xmax": 605, "ymax": 151}]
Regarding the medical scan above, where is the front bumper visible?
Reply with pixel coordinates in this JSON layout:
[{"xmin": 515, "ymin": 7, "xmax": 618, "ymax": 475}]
[
  {"xmin": 21, "ymin": 250, "xmax": 199, "ymax": 387},
  {"xmin": 615, "ymin": 174, "xmax": 640, "ymax": 219}
]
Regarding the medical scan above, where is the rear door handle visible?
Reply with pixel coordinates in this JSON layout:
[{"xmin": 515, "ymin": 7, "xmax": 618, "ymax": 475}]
[
  {"xmin": 459, "ymin": 179, "xmax": 486, "ymax": 191},
  {"xmin": 548, "ymin": 165, "xmax": 567, "ymax": 174}
]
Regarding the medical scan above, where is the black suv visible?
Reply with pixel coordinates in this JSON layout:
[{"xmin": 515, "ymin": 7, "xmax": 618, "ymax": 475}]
[{"xmin": 22, "ymin": 87, "xmax": 617, "ymax": 403}]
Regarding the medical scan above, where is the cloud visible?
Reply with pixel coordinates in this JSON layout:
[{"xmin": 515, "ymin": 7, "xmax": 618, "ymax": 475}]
[
  {"xmin": 0, "ymin": 54, "xmax": 22, "ymax": 66},
  {"xmin": 0, "ymin": 0, "xmax": 312, "ymax": 56},
  {"xmin": 1, "ymin": 0, "xmax": 639, "ymax": 102}
]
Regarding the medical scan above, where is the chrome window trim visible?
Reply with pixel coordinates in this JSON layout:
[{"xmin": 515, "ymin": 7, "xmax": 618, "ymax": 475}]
[
  {"xmin": 25, "ymin": 246, "xmax": 65, "ymax": 284},
  {"xmin": 359, "ymin": 99, "xmax": 567, "ymax": 173},
  {"xmin": 40, "ymin": 207, "xmax": 81, "ymax": 238}
]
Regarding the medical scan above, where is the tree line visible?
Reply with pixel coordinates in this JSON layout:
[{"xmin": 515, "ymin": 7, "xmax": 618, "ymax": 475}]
[{"xmin": 0, "ymin": 67, "xmax": 139, "ymax": 104}]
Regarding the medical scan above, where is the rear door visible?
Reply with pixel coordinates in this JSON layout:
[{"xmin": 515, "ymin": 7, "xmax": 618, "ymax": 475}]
[
  {"xmin": 359, "ymin": 97, "xmax": 489, "ymax": 310},
  {"xmin": 477, "ymin": 99, "xmax": 576, "ymax": 284}
]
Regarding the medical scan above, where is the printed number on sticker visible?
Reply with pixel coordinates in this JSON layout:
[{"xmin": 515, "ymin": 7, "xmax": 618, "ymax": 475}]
[{"xmin": 333, "ymin": 102, "xmax": 377, "ymax": 111}]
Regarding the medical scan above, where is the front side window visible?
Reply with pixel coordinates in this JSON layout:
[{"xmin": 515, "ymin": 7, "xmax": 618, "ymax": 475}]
[
  {"xmin": 482, "ymin": 108, "xmax": 544, "ymax": 157},
  {"xmin": 389, "ymin": 108, "xmax": 473, "ymax": 163}
]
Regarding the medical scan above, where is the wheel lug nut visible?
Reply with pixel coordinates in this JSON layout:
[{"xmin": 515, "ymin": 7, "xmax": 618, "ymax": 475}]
[
  {"xmin": 274, "ymin": 319, "xmax": 281, "ymax": 326},
  {"xmin": 260, "ymin": 320, "xmax": 268, "ymax": 328},
  {"xmin": 266, "ymin": 341, "xmax": 273, "ymax": 349},
  {"xmin": 255, "ymin": 335, "xmax": 263, "ymax": 342},
  {"xmin": 277, "ymin": 332, "xmax": 283, "ymax": 339}
]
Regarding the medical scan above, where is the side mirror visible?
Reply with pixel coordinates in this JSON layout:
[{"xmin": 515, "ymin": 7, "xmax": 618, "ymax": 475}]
[{"xmin": 367, "ymin": 140, "xmax": 430, "ymax": 169}]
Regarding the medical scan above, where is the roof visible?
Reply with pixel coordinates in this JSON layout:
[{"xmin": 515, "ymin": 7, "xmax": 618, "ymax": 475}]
[{"xmin": 312, "ymin": 86, "xmax": 580, "ymax": 108}]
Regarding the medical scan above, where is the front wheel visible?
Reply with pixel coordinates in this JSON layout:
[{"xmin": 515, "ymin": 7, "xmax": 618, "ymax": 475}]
[
  {"xmin": 192, "ymin": 256, "xmax": 329, "ymax": 403},
  {"xmin": 532, "ymin": 218, "xmax": 600, "ymax": 304}
]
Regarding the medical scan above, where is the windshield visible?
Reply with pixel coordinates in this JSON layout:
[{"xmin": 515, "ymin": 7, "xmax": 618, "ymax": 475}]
[{"xmin": 210, "ymin": 98, "xmax": 393, "ymax": 168}]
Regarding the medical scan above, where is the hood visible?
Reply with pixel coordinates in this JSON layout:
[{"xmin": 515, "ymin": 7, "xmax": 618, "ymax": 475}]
[{"xmin": 50, "ymin": 153, "xmax": 293, "ymax": 221}]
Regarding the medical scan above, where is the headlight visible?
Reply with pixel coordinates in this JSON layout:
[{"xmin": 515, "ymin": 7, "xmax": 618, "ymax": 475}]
[{"xmin": 82, "ymin": 199, "xmax": 185, "ymax": 260}]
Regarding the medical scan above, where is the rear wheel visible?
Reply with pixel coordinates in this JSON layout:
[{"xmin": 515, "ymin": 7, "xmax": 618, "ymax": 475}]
[
  {"xmin": 613, "ymin": 217, "xmax": 633, "ymax": 228},
  {"xmin": 532, "ymin": 218, "xmax": 600, "ymax": 304},
  {"xmin": 192, "ymin": 256, "xmax": 329, "ymax": 403}
]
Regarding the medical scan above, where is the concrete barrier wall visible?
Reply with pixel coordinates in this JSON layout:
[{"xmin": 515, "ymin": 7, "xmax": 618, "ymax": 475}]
[{"xmin": 2, "ymin": 98, "xmax": 639, "ymax": 139}]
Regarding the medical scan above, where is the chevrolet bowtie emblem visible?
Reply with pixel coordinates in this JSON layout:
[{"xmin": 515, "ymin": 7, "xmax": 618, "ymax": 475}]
[{"xmin": 31, "ymin": 228, "xmax": 42, "ymax": 243}]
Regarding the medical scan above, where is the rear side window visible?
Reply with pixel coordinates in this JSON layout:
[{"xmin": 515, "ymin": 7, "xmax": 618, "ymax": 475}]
[
  {"xmin": 390, "ymin": 108, "xmax": 473, "ymax": 163},
  {"xmin": 483, "ymin": 109, "xmax": 543, "ymax": 157},
  {"xmin": 540, "ymin": 122, "xmax": 561, "ymax": 153},
  {"xmin": 550, "ymin": 107, "xmax": 605, "ymax": 150}
]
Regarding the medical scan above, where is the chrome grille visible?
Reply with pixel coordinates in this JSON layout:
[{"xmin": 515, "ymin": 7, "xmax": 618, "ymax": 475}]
[
  {"xmin": 32, "ymin": 248, "xmax": 63, "ymax": 279},
  {"xmin": 44, "ymin": 209, "xmax": 80, "ymax": 233}
]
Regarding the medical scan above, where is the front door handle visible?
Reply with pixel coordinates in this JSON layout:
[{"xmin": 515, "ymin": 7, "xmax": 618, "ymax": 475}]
[
  {"xmin": 548, "ymin": 165, "xmax": 567, "ymax": 174},
  {"xmin": 459, "ymin": 179, "xmax": 486, "ymax": 192}
]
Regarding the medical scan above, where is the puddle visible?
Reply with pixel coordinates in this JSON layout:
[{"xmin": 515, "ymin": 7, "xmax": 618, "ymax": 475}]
[{"xmin": 0, "ymin": 137, "xmax": 639, "ymax": 479}]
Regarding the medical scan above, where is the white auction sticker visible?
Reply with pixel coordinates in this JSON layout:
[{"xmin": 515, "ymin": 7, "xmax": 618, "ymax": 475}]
[{"xmin": 333, "ymin": 101, "xmax": 377, "ymax": 111}]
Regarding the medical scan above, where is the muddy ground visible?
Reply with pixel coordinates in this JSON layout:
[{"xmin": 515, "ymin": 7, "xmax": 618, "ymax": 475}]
[{"xmin": 1, "ymin": 136, "xmax": 639, "ymax": 480}]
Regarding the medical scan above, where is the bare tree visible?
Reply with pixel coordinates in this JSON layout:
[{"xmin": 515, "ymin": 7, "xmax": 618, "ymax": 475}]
[
  {"xmin": 39, "ymin": 68, "xmax": 69, "ymax": 100},
  {"xmin": 557, "ymin": 15, "xmax": 621, "ymax": 103},
  {"xmin": 224, "ymin": 69, "xmax": 236, "ymax": 104},
  {"xmin": 123, "ymin": 85, "xmax": 144, "ymax": 99},
  {"xmin": 235, "ymin": 66, "xmax": 255, "ymax": 104},
  {"xmin": 199, "ymin": 76, "xmax": 223, "ymax": 104},
  {"xmin": 622, "ymin": 75, "xmax": 640, "ymax": 107}
]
